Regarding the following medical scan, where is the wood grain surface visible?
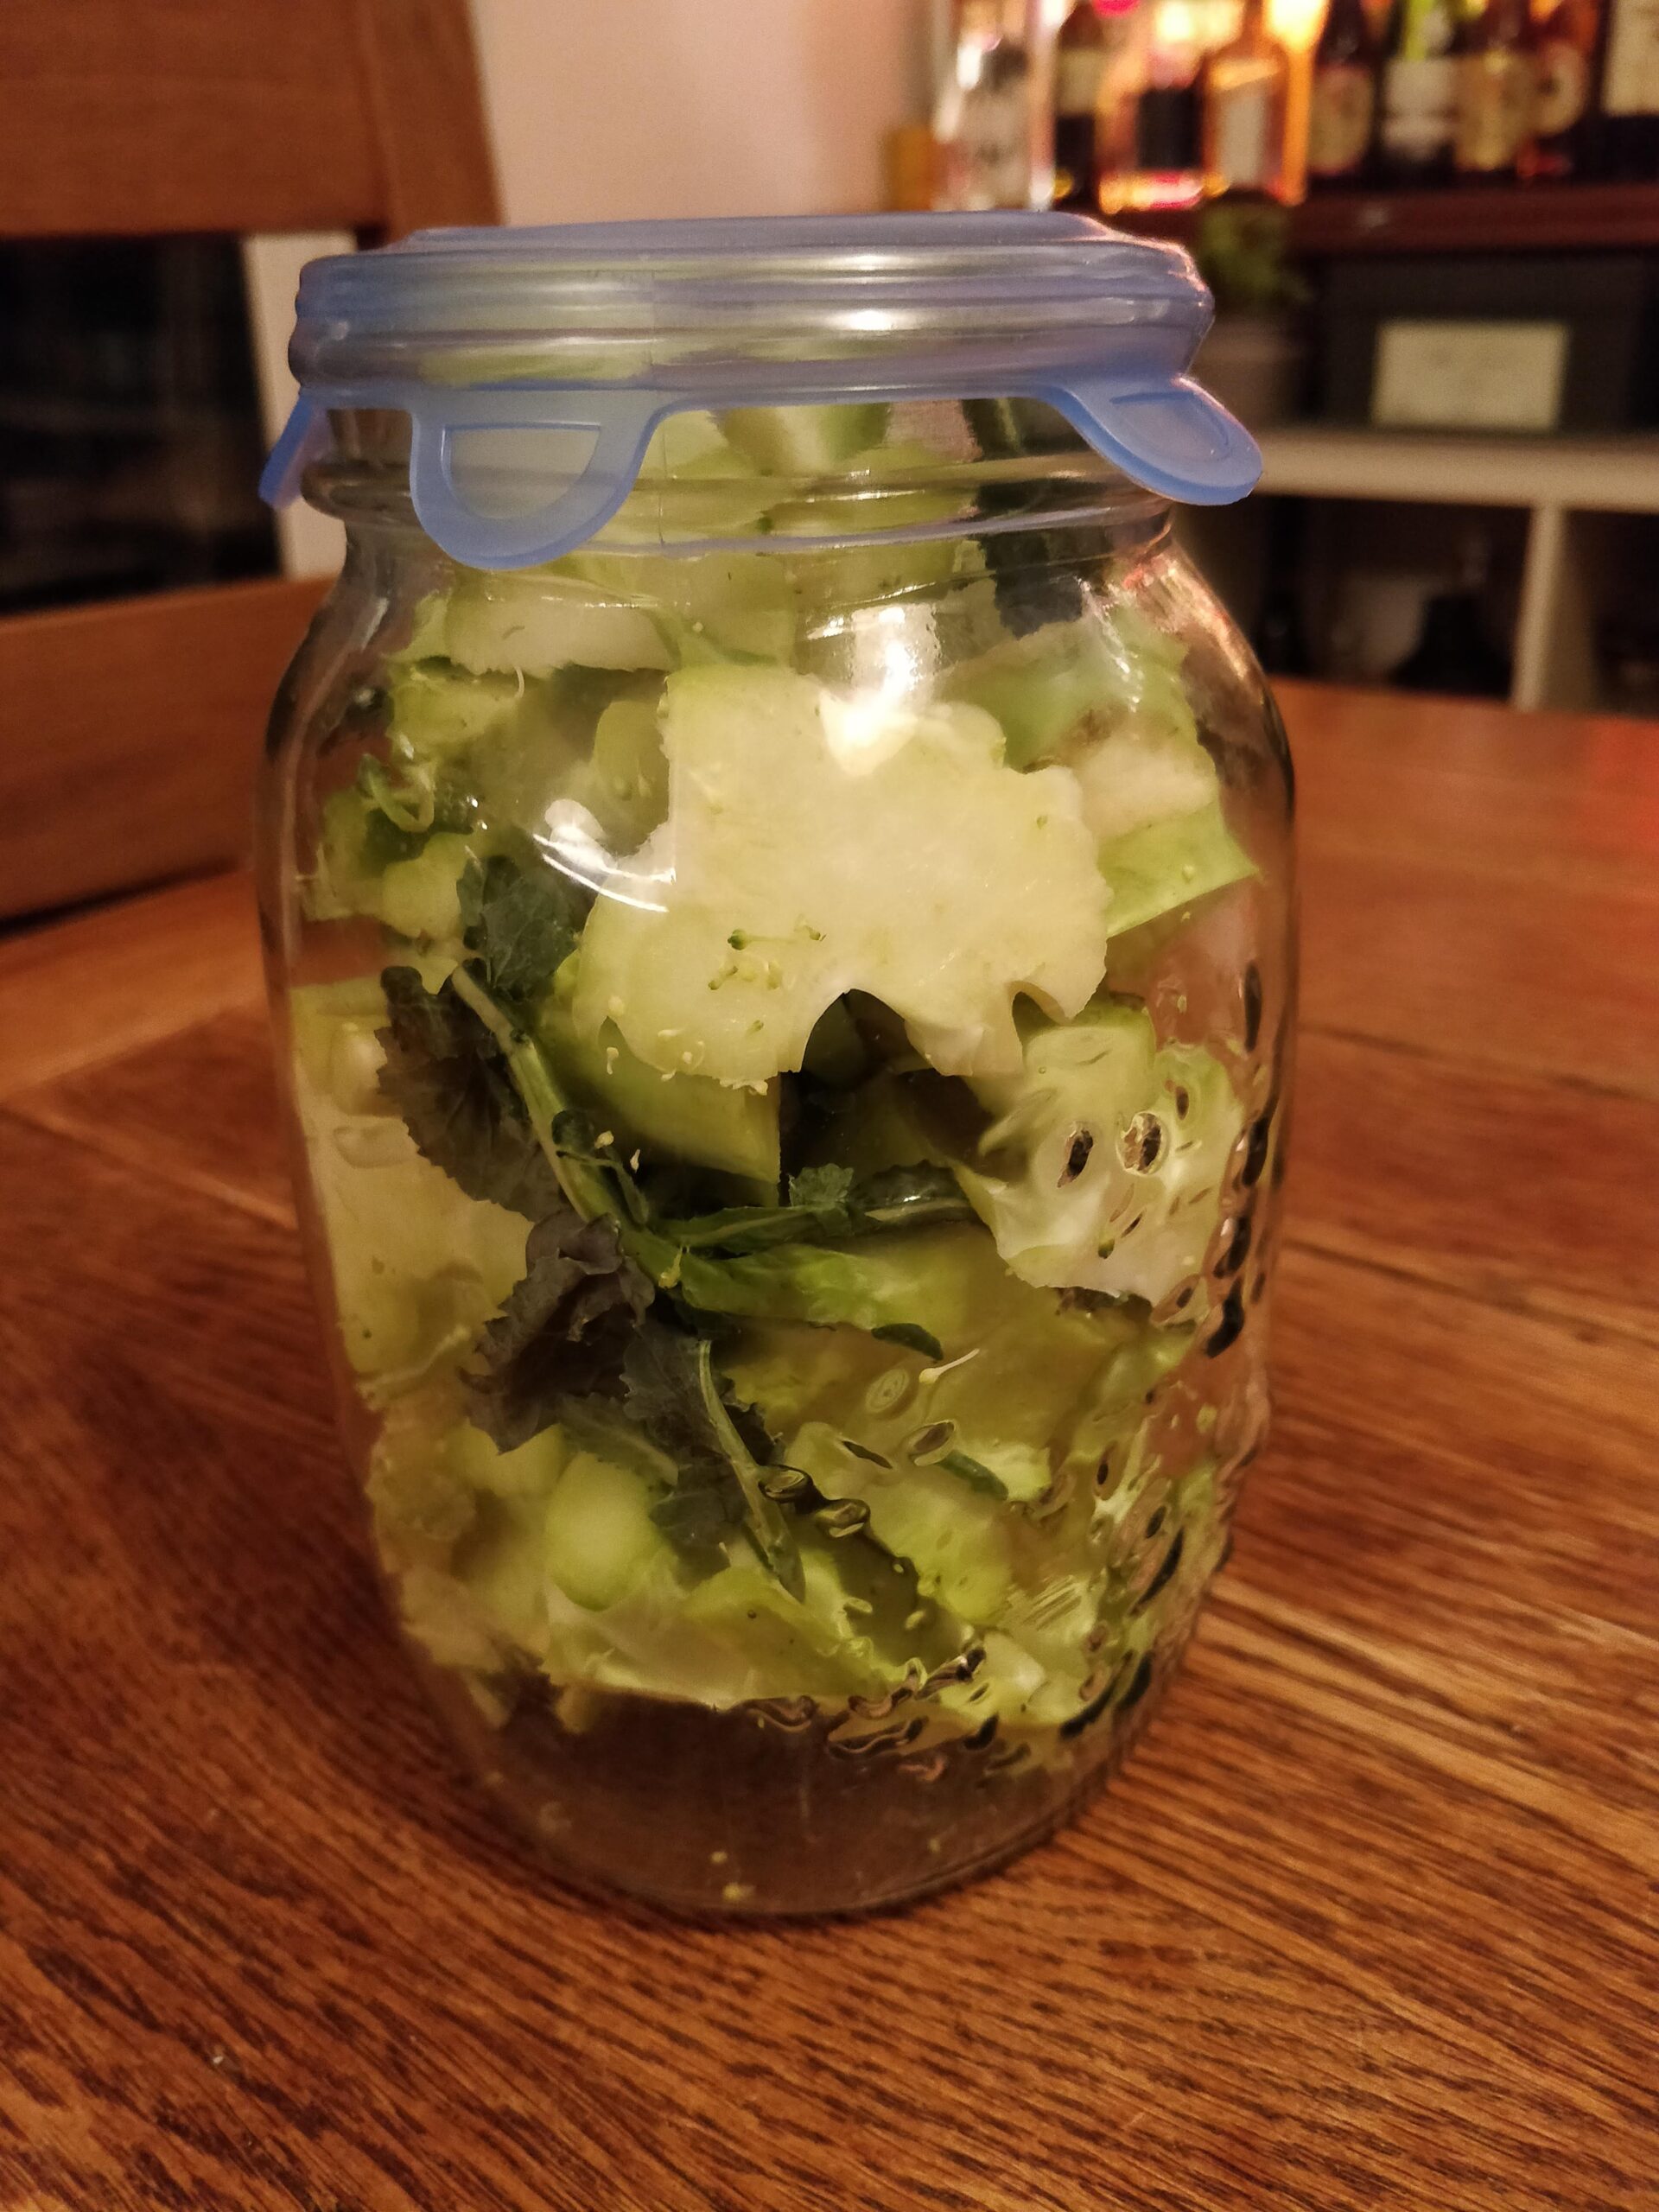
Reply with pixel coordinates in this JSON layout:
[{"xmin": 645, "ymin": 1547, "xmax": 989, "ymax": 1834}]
[
  {"xmin": 0, "ymin": 0, "xmax": 496, "ymax": 921},
  {"xmin": 0, "ymin": 0, "xmax": 498, "ymax": 239},
  {"xmin": 2, "ymin": 683, "xmax": 1656, "ymax": 2211},
  {"xmin": 0, "ymin": 581, "xmax": 328, "ymax": 925}
]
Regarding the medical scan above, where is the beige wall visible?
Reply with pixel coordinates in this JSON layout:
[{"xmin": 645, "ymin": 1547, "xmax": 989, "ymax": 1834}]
[{"xmin": 468, "ymin": 0, "xmax": 932, "ymax": 223}]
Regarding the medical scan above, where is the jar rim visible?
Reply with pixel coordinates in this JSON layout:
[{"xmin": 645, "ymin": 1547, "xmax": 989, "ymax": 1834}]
[
  {"xmin": 261, "ymin": 215, "xmax": 1258, "ymax": 569},
  {"xmin": 290, "ymin": 213, "xmax": 1208, "ymax": 379}
]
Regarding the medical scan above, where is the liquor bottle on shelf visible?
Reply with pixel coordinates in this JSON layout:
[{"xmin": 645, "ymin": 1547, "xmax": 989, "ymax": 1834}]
[
  {"xmin": 1308, "ymin": 0, "xmax": 1382, "ymax": 187},
  {"xmin": 1595, "ymin": 0, "xmax": 1659, "ymax": 175},
  {"xmin": 1132, "ymin": 0, "xmax": 1209, "ymax": 205},
  {"xmin": 1094, "ymin": 0, "xmax": 1148, "ymax": 199},
  {"xmin": 1378, "ymin": 0, "xmax": 1462, "ymax": 181},
  {"xmin": 1054, "ymin": 0, "xmax": 1108, "ymax": 208},
  {"xmin": 935, "ymin": 0, "xmax": 1048, "ymax": 210},
  {"xmin": 1528, "ymin": 0, "xmax": 1599, "ymax": 175},
  {"xmin": 1202, "ymin": 0, "xmax": 1294, "ymax": 195},
  {"xmin": 1453, "ymin": 0, "xmax": 1536, "ymax": 181}
]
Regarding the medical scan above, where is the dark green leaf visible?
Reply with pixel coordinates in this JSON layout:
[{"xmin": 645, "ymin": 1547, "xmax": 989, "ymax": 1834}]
[
  {"xmin": 464, "ymin": 1213, "xmax": 653, "ymax": 1452},
  {"xmin": 626, "ymin": 1324, "xmax": 802, "ymax": 1596},
  {"xmin": 377, "ymin": 966, "xmax": 565, "ymax": 1218},
  {"xmin": 361, "ymin": 809, "xmax": 427, "ymax": 870},
  {"xmin": 657, "ymin": 1162, "xmax": 972, "ymax": 1257},
  {"xmin": 869, "ymin": 1322, "xmax": 943, "ymax": 1362},
  {"xmin": 460, "ymin": 852, "xmax": 584, "ymax": 1004},
  {"xmin": 648, "ymin": 1479, "xmax": 750, "ymax": 1569}
]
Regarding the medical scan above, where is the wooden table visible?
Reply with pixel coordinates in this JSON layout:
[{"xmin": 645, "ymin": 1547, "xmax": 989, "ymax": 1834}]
[{"xmin": 3, "ymin": 682, "xmax": 1655, "ymax": 2211}]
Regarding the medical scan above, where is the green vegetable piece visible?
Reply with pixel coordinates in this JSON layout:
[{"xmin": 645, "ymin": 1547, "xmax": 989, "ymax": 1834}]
[
  {"xmin": 534, "ymin": 963, "xmax": 780, "ymax": 1187},
  {"xmin": 1097, "ymin": 802, "xmax": 1255, "ymax": 940},
  {"xmin": 938, "ymin": 1450, "xmax": 1009, "ymax": 1498},
  {"xmin": 377, "ymin": 966, "xmax": 567, "ymax": 1220},
  {"xmin": 291, "ymin": 982, "xmax": 531, "ymax": 1391},
  {"xmin": 799, "ymin": 1437, "xmax": 1014, "ymax": 1622},
  {"xmin": 678, "ymin": 1557, "xmax": 893, "ymax": 1700},
  {"xmin": 962, "ymin": 1002, "xmax": 1245, "ymax": 1304},
  {"xmin": 646, "ymin": 1164, "xmax": 967, "ymax": 1263},
  {"xmin": 625, "ymin": 1325, "xmax": 803, "ymax": 1597},
  {"xmin": 543, "ymin": 1448, "xmax": 666, "ymax": 1612},
  {"xmin": 944, "ymin": 606, "xmax": 1192, "ymax": 767},
  {"xmin": 447, "ymin": 1418, "xmax": 569, "ymax": 1503},
  {"xmin": 380, "ymin": 833, "xmax": 474, "ymax": 944},
  {"xmin": 718, "ymin": 403, "xmax": 891, "ymax": 477},
  {"xmin": 459, "ymin": 852, "xmax": 584, "ymax": 1005},
  {"xmin": 943, "ymin": 608, "xmax": 1258, "ymax": 932},
  {"xmin": 465, "ymin": 1212, "xmax": 654, "ymax": 1452},
  {"xmin": 771, "ymin": 439, "xmax": 965, "ymax": 615},
  {"xmin": 368, "ymin": 1427, "xmax": 478, "ymax": 1569},
  {"xmin": 387, "ymin": 659, "xmax": 525, "ymax": 758},
  {"xmin": 445, "ymin": 570, "xmax": 674, "ymax": 677},
  {"xmin": 789, "ymin": 1163, "xmax": 855, "ymax": 1214},
  {"xmin": 722, "ymin": 1228, "xmax": 1187, "ymax": 1509},
  {"xmin": 562, "ymin": 696, "xmax": 669, "ymax": 853},
  {"xmin": 573, "ymin": 664, "xmax": 1109, "ymax": 1084},
  {"xmin": 565, "ymin": 548, "xmax": 797, "ymax": 664},
  {"xmin": 869, "ymin": 1322, "xmax": 944, "ymax": 1361}
]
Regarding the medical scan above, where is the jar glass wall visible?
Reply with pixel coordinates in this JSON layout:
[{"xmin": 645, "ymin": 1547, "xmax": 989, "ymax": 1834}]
[{"xmin": 258, "ymin": 397, "xmax": 1293, "ymax": 1916}]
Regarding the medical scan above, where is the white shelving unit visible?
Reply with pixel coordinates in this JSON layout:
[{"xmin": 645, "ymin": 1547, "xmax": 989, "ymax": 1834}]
[{"xmin": 1250, "ymin": 428, "xmax": 1659, "ymax": 712}]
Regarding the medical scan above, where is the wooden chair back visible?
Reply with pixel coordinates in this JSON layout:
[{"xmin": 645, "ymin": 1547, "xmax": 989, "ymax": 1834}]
[{"xmin": 0, "ymin": 0, "xmax": 499, "ymax": 922}]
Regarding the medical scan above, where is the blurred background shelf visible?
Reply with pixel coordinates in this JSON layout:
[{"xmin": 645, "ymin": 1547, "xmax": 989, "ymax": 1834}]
[
  {"xmin": 1188, "ymin": 428, "xmax": 1659, "ymax": 714},
  {"xmin": 1256, "ymin": 426, "xmax": 1659, "ymax": 508},
  {"xmin": 1261, "ymin": 432, "xmax": 1659, "ymax": 710}
]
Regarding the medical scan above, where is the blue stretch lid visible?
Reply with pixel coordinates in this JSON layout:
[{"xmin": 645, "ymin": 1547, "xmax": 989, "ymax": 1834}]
[{"xmin": 261, "ymin": 212, "xmax": 1259, "ymax": 567}]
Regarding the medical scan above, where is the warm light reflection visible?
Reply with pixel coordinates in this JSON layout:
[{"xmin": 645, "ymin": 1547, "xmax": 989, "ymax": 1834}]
[
  {"xmin": 1268, "ymin": 0, "xmax": 1327, "ymax": 49},
  {"xmin": 537, "ymin": 798, "xmax": 671, "ymax": 912}
]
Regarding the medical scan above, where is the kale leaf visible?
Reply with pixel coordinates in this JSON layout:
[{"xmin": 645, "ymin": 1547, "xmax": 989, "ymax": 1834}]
[
  {"xmin": 464, "ymin": 1212, "xmax": 654, "ymax": 1451},
  {"xmin": 377, "ymin": 965, "xmax": 566, "ymax": 1219},
  {"xmin": 626, "ymin": 1323, "xmax": 804, "ymax": 1596},
  {"xmin": 459, "ymin": 851, "xmax": 585, "ymax": 1006}
]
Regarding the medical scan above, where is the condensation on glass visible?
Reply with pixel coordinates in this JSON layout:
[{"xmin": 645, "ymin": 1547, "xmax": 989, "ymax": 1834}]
[{"xmin": 257, "ymin": 217, "xmax": 1294, "ymax": 1916}]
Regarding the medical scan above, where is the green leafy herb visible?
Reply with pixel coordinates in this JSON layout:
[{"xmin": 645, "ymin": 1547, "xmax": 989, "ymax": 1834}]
[
  {"xmin": 459, "ymin": 851, "xmax": 585, "ymax": 1005},
  {"xmin": 656, "ymin": 1163, "xmax": 972, "ymax": 1257},
  {"xmin": 378, "ymin": 966, "xmax": 566, "ymax": 1219},
  {"xmin": 627, "ymin": 1325, "xmax": 803, "ymax": 1596},
  {"xmin": 465, "ymin": 1213, "xmax": 653, "ymax": 1452},
  {"xmin": 788, "ymin": 1163, "xmax": 855, "ymax": 1213}
]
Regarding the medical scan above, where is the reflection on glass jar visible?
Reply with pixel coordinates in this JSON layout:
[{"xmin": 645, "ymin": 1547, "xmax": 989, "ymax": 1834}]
[{"xmin": 257, "ymin": 218, "xmax": 1293, "ymax": 1916}]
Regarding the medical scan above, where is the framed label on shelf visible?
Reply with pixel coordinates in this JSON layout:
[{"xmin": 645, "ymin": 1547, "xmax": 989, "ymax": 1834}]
[{"xmin": 1370, "ymin": 320, "xmax": 1571, "ymax": 431}]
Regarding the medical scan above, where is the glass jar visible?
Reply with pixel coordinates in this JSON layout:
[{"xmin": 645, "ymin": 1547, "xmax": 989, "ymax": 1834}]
[{"xmin": 258, "ymin": 215, "xmax": 1293, "ymax": 1916}]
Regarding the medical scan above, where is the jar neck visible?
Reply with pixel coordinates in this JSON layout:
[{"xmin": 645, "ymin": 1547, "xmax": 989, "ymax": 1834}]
[{"xmin": 303, "ymin": 397, "xmax": 1173, "ymax": 562}]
